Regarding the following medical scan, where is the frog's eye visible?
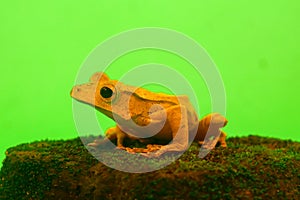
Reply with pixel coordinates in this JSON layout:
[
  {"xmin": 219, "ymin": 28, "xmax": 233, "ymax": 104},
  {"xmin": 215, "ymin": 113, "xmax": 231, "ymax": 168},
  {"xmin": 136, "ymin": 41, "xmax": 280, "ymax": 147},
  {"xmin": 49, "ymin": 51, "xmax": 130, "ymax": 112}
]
[{"xmin": 100, "ymin": 87, "xmax": 113, "ymax": 98}]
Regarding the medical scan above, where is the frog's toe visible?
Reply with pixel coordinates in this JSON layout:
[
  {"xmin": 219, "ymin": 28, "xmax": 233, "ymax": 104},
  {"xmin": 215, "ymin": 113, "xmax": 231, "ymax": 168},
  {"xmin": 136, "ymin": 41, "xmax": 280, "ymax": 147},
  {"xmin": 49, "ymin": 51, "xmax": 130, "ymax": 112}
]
[
  {"xmin": 201, "ymin": 142, "xmax": 217, "ymax": 150},
  {"xmin": 87, "ymin": 142, "xmax": 100, "ymax": 147},
  {"xmin": 140, "ymin": 150, "xmax": 164, "ymax": 158},
  {"xmin": 87, "ymin": 138, "xmax": 110, "ymax": 147},
  {"xmin": 217, "ymin": 141, "xmax": 227, "ymax": 148},
  {"xmin": 140, "ymin": 152, "xmax": 156, "ymax": 158},
  {"xmin": 116, "ymin": 146, "xmax": 127, "ymax": 151}
]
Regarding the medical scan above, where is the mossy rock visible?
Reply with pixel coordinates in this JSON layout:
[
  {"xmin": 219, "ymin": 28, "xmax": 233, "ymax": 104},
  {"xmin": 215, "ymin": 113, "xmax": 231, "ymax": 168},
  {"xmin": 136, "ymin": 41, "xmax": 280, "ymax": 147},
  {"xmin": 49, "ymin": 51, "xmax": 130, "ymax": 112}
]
[{"xmin": 0, "ymin": 135, "xmax": 299, "ymax": 199}]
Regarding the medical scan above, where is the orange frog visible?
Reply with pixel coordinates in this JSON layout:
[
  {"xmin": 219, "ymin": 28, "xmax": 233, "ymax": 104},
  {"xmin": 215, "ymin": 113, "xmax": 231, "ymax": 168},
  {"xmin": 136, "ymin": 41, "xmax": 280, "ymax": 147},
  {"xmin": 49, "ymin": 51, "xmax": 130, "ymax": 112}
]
[{"xmin": 71, "ymin": 72, "xmax": 227, "ymax": 156}]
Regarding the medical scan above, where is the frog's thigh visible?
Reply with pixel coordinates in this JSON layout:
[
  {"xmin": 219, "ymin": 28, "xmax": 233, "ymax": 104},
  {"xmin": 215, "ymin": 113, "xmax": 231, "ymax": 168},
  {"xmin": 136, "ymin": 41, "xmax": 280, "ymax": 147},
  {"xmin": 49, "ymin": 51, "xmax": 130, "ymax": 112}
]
[
  {"xmin": 152, "ymin": 105, "xmax": 189, "ymax": 156},
  {"xmin": 201, "ymin": 129, "xmax": 227, "ymax": 149}
]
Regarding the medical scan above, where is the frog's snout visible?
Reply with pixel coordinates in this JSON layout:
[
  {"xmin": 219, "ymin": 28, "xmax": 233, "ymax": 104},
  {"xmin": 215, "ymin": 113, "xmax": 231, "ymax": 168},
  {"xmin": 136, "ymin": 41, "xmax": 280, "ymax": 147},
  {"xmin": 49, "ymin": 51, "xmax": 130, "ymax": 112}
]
[
  {"xmin": 70, "ymin": 85, "xmax": 85, "ymax": 100},
  {"xmin": 70, "ymin": 86, "xmax": 80, "ymax": 97},
  {"xmin": 70, "ymin": 83, "xmax": 98, "ymax": 107}
]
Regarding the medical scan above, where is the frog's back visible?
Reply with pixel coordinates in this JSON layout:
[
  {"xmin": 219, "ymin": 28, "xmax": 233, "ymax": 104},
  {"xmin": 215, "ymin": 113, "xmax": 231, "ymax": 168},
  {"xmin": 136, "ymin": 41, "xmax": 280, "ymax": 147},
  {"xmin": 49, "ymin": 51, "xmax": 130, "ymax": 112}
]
[
  {"xmin": 134, "ymin": 87, "xmax": 184, "ymax": 104},
  {"xmin": 126, "ymin": 84, "xmax": 196, "ymax": 113}
]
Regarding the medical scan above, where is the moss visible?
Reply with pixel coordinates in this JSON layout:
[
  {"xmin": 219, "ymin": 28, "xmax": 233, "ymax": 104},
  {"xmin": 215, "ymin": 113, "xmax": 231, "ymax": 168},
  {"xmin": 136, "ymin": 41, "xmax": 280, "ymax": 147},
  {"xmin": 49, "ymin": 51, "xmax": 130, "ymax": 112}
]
[{"xmin": 0, "ymin": 135, "xmax": 299, "ymax": 199}]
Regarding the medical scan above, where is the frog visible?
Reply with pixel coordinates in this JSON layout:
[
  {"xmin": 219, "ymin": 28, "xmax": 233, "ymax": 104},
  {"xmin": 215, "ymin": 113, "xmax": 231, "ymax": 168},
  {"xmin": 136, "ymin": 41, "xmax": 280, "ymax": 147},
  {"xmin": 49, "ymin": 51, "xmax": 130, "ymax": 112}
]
[{"xmin": 70, "ymin": 72, "xmax": 228, "ymax": 157}]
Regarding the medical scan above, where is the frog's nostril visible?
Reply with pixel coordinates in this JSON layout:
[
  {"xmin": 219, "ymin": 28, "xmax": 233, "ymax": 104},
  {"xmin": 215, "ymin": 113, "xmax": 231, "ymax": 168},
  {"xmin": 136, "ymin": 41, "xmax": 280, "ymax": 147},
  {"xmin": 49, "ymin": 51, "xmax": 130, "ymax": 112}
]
[{"xmin": 70, "ymin": 87, "xmax": 80, "ymax": 97}]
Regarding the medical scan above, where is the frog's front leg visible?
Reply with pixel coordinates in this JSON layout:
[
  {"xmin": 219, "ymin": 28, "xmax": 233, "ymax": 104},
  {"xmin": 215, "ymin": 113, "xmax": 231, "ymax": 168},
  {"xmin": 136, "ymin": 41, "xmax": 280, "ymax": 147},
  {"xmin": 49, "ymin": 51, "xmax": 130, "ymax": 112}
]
[
  {"xmin": 143, "ymin": 105, "xmax": 189, "ymax": 157},
  {"xmin": 88, "ymin": 126, "xmax": 127, "ymax": 148}
]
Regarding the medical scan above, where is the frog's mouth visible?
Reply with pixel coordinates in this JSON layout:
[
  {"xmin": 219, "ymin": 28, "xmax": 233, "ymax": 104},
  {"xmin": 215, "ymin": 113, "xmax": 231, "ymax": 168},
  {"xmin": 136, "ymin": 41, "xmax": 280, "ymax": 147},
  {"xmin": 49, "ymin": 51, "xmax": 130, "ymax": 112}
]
[
  {"xmin": 95, "ymin": 107, "xmax": 114, "ymax": 119},
  {"xmin": 70, "ymin": 83, "xmax": 97, "ymax": 104}
]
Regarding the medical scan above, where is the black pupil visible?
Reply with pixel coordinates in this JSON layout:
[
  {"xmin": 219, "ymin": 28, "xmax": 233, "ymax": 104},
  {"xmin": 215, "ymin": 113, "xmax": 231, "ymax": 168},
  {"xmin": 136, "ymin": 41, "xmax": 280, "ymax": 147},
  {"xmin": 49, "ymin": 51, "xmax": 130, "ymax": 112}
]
[{"xmin": 100, "ymin": 87, "xmax": 113, "ymax": 98}]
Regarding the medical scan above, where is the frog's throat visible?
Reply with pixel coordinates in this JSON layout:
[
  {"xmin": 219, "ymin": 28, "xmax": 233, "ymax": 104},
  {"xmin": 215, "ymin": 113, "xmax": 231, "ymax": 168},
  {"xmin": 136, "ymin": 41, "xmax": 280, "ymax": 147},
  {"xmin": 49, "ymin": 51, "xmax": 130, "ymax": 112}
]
[
  {"xmin": 96, "ymin": 106, "xmax": 133, "ymax": 122},
  {"xmin": 95, "ymin": 107, "xmax": 114, "ymax": 119}
]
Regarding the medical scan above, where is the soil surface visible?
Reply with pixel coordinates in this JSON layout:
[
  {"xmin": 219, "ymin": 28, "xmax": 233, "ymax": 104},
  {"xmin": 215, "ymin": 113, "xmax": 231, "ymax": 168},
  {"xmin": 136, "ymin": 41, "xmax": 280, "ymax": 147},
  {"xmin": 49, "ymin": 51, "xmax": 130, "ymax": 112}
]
[{"xmin": 0, "ymin": 135, "xmax": 299, "ymax": 199}]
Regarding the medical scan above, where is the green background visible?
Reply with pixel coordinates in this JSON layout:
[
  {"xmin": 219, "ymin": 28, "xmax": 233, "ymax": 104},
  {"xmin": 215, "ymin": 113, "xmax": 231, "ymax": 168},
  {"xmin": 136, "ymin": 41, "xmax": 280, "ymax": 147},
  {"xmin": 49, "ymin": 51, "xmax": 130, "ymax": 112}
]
[{"xmin": 1, "ymin": 0, "xmax": 299, "ymax": 166}]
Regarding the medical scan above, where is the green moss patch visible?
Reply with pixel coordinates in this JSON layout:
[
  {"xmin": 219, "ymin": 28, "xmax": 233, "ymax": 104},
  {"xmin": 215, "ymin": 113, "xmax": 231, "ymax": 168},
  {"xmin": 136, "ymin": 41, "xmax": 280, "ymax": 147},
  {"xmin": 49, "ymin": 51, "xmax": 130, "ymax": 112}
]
[{"xmin": 0, "ymin": 135, "xmax": 299, "ymax": 199}]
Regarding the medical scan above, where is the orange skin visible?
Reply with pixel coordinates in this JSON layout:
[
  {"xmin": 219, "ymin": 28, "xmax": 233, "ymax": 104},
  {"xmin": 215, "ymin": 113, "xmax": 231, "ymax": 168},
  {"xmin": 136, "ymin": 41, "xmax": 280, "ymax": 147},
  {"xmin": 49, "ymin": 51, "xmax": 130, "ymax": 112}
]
[{"xmin": 71, "ymin": 72, "xmax": 227, "ymax": 156}]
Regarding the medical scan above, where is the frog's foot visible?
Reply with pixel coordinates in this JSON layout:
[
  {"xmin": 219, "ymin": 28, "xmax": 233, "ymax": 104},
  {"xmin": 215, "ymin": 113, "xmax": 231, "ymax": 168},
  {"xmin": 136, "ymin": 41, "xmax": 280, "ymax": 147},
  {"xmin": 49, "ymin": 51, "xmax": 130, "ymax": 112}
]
[
  {"xmin": 198, "ymin": 137, "xmax": 219, "ymax": 150},
  {"xmin": 120, "ymin": 144, "xmax": 163, "ymax": 155},
  {"xmin": 146, "ymin": 144, "xmax": 163, "ymax": 152},
  {"xmin": 87, "ymin": 138, "xmax": 110, "ymax": 147},
  {"xmin": 123, "ymin": 147, "xmax": 148, "ymax": 154},
  {"xmin": 87, "ymin": 127, "xmax": 119, "ymax": 147},
  {"xmin": 87, "ymin": 142, "xmax": 99, "ymax": 147},
  {"xmin": 198, "ymin": 131, "xmax": 227, "ymax": 148},
  {"xmin": 115, "ymin": 146, "xmax": 144, "ymax": 154},
  {"xmin": 140, "ymin": 144, "xmax": 184, "ymax": 157},
  {"xmin": 200, "ymin": 141, "xmax": 216, "ymax": 150},
  {"xmin": 218, "ymin": 140, "xmax": 227, "ymax": 148},
  {"xmin": 116, "ymin": 145, "xmax": 126, "ymax": 150},
  {"xmin": 218, "ymin": 131, "xmax": 227, "ymax": 147},
  {"xmin": 140, "ymin": 150, "xmax": 170, "ymax": 158},
  {"xmin": 140, "ymin": 150, "xmax": 160, "ymax": 157}
]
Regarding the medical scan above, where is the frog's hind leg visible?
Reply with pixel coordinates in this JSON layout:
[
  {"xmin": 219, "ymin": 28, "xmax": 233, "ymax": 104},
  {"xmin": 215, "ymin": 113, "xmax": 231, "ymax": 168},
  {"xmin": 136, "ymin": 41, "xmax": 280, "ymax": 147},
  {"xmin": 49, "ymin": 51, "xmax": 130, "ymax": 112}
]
[
  {"xmin": 198, "ymin": 131, "xmax": 227, "ymax": 147},
  {"xmin": 217, "ymin": 131, "xmax": 227, "ymax": 147},
  {"xmin": 197, "ymin": 113, "xmax": 228, "ymax": 149}
]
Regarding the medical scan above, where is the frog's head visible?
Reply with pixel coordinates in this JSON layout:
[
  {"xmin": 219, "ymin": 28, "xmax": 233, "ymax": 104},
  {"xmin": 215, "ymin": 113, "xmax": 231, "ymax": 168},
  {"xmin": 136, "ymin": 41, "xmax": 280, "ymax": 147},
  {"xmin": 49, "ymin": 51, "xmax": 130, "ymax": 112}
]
[{"xmin": 71, "ymin": 72, "xmax": 132, "ymax": 120}]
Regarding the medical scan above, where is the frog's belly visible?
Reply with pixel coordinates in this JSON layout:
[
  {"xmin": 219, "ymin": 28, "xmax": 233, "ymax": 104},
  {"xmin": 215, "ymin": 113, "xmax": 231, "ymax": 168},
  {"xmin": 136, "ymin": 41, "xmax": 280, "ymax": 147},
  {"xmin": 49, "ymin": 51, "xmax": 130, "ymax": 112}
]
[
  {"xmin": 148, "ymin": 121, "xmax": 173, "ymax": 142},
  {"xmin": 117, "ymin": 119, "xmax": 173, "ymax": 142}
]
